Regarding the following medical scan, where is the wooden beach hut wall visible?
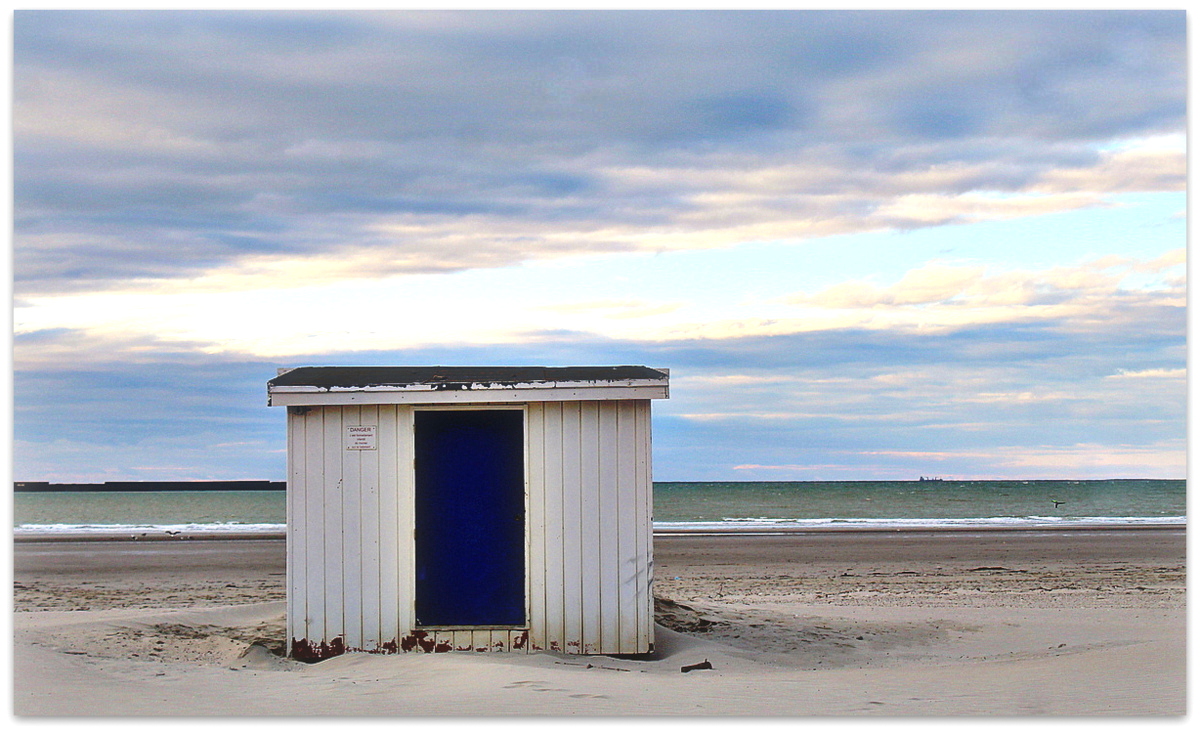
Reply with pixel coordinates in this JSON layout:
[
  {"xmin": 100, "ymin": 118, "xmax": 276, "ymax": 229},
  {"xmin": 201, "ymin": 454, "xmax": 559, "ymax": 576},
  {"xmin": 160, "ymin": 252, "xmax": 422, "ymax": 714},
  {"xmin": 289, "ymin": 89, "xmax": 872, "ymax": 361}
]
[{"xmin": 266, "ymin": 366, "xmax": 669, "ymax": 660}]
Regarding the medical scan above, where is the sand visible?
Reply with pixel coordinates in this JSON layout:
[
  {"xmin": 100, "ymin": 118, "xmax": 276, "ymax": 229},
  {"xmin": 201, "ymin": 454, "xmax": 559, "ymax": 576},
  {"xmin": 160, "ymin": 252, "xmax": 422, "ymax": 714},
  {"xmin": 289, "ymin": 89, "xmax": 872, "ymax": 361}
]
[{"xmin": 12, "ymin": 527, "xmax": 1186, "ymax": 716}]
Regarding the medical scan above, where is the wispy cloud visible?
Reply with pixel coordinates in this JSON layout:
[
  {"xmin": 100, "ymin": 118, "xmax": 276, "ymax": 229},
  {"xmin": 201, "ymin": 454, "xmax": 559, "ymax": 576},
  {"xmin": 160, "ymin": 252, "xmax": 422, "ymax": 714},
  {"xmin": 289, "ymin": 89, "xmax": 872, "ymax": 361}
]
[
  {"xmin": 784, "ymin": 251, "xmax": 1184, "ymax": 334},
  {"xmin": 1107, "ymin": 368, "xmax": 1186, "ymax": 380}
]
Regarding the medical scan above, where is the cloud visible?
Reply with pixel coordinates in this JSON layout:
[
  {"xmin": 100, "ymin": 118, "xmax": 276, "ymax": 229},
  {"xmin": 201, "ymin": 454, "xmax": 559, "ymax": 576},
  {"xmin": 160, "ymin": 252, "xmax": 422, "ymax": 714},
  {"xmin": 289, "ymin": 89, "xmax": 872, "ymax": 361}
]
[
  {"xmin": 799, "ymin": 265, "xmax": 988, "ymax": 309},
  {"xmin": 9, "ymin": 10, "xmax": 1185, "ymax": 483},
  {"xmin": 784, "ymin": 251, "xmax": 1184, "ymax": 337},
  {"xmin": 12, "ymin": 270, "xmax": 1184, "ymax": 481},
  {"xmin": 1107, "ymin": 368, "xmax": 1186, "ymax": 380},
  {"xmin": 13, "ymin": 10, "xmax": 1186, "ymax": 295},
  {"xmin": 852, "ymin": 442, "xmax": 1185, "ymax": 473},
  {"xmin": 1133, "ymin": 248, "xmax": 1187, "ymax": 272},
  {"xmin": 17, "ymin": 242, "xmax": 1181, "ymax": 366},
  {"xmin": 1033, "ymin": 143, "xmax": 1186, "ymax": 194}
]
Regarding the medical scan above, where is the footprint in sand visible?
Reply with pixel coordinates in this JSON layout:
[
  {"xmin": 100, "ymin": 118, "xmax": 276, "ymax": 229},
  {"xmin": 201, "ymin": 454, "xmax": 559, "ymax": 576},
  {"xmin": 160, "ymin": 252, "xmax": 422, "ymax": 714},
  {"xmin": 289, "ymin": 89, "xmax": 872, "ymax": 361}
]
[
  {"xmin": 504, "ymin": 680, "xmax": 603, "ymax": 697},
  {"xmin": 503, "ymin": 680, "xmax": 568, "ymax": 692}
]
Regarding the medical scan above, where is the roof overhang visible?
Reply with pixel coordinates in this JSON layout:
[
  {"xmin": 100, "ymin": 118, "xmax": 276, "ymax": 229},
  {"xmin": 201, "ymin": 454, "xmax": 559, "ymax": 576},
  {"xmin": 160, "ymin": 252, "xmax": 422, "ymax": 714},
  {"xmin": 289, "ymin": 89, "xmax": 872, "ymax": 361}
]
[{"xmin": 267, "ymin": 366, "xmax": 669, "ymax": 407}]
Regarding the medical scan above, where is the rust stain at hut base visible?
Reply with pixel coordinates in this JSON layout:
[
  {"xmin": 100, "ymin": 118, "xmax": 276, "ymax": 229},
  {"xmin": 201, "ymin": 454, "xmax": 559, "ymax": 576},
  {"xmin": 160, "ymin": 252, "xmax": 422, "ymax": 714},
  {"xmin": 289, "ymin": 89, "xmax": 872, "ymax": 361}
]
[
  {"xmin": 294, "ymin": 632, "xmax": 536, "ymax": 657},
  {"xmin": 399, "ymin": 630, "xmax": 452, "ymax": 653},
  {"xmin": 290, "ymin": 636, "xmax": 346, "ymax": 662},
  {"xmin": 291, "ymin": 637, "xmax": 404, "ymax": 661},
  {"xmin": 400, "ymin": 630, "xmax": 432, "ymax": 652}
]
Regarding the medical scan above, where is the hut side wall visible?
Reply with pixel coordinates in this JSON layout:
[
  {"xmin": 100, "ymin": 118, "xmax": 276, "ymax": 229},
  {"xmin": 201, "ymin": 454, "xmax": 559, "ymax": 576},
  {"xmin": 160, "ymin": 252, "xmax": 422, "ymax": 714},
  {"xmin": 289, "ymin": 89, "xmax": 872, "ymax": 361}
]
[
  {"xmin": 526, "ymin": 400, "xmax": 654, "ymax": 655},
  {"xmin": 286, "ymin": 403, "xmax": 412, "ymax": 658},
  {"xmin": 285, "ymin": 399, "xmax": 654, "ymax": 658}
]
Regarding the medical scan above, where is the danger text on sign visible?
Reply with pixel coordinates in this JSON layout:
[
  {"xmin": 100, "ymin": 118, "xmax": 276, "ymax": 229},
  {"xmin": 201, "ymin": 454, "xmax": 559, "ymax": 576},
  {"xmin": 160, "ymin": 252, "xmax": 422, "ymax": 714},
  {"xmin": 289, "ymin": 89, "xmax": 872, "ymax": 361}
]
[{"xmin": 345, "ymin": 425, "xmax": 378, "ymax": 450}]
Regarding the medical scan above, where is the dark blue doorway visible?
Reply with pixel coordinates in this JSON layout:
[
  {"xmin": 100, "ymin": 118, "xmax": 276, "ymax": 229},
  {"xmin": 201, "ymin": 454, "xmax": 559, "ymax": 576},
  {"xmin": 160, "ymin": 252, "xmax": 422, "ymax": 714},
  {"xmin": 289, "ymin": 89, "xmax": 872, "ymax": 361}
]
[{"xmin": 414, "ymin": 409, "xmax": 526, "ymax": 626}]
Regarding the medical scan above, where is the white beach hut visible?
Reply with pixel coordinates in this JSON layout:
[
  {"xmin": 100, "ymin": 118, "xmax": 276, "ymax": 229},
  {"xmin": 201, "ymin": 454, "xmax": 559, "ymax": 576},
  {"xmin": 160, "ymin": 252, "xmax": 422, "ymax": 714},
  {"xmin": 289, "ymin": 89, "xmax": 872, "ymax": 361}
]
[{"xmin": 267, "ymin": 365, "xmax": 669, "ymax": 660}]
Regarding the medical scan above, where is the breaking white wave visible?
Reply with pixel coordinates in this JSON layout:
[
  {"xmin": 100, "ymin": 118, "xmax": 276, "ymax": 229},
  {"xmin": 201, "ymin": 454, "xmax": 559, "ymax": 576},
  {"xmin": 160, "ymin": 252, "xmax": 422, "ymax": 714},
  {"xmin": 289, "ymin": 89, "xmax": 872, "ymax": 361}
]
[
  {"xmin": 14, "ymin": 522, "xmax": 287, "ymax": 536},
  {"xmin": 13, "ymin": 515, "xmax": 1186, "ymax": 537},
  {"xmin": 653, "ymin": 515, "xmax": 1187, "ymax": 531}
]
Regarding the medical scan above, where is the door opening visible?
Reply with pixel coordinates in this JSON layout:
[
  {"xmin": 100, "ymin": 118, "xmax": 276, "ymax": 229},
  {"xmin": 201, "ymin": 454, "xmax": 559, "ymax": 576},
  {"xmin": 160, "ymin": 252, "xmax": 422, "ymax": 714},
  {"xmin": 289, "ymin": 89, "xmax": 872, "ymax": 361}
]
[{"xmin": 414, "ymin": 409, "xmax": 526, "ymax": 626}]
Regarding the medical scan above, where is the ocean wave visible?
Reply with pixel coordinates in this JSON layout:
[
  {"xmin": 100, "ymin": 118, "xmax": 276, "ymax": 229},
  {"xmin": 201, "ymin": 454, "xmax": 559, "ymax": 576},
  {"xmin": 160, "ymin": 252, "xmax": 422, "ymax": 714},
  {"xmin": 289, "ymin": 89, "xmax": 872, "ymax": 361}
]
[
  {"xmin": 654, "ymin": 516, "xmax": 1187, "ymax": 531},
  {"xmin": 13, "ymin": 522, "xmax": 287, "ymax": 536},
  {"xmin": 14, "ymin": 516, "xmax": 1186, "ymax": 536}
]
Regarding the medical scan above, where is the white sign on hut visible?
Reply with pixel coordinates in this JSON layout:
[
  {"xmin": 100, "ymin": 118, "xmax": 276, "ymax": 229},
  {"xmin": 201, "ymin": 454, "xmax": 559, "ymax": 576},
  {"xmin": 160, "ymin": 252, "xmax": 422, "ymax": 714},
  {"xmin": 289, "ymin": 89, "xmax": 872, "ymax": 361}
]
[{"xmin": 267, "ymin": 365, "xmax": 670, "ymax": 660}]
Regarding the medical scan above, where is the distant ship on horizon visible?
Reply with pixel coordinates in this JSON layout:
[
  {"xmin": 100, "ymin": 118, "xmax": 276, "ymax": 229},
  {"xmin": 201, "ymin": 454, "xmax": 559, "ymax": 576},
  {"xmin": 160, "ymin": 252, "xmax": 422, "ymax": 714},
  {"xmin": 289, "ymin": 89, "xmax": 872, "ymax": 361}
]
[{"xmin": 918, "ymin": 476, "xmax": 945, "ymax": 482}]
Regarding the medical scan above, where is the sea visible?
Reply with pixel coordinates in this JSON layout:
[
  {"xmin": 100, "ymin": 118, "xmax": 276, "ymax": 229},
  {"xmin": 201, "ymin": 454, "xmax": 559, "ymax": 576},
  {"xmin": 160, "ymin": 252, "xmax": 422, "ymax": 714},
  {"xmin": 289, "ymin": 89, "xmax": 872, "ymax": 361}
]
[{"xmin": 11, "ymin": 479, "xmax": 1186, "ymax": 536}]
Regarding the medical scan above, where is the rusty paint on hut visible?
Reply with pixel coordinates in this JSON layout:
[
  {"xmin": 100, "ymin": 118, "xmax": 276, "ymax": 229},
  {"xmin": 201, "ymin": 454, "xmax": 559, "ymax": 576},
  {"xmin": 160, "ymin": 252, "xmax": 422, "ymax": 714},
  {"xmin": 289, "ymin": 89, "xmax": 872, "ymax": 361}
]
[
  {"xmin": 290, "ymin": 631, "xmax": 619, "ymax": 659},
  {"xmin": 399, "ymin": 630, "xmax": 453, "ymax": 653},
  {"xmin": 400, "ymin": 630, "xmax": 432, "ymax": 652},
  {"xmin": 290, "ymin": 636, "xmax": 346, "ymax": 662},
  {"xmin": 292, "ymin": 637, "xmax": 408, "ymax": 660}
]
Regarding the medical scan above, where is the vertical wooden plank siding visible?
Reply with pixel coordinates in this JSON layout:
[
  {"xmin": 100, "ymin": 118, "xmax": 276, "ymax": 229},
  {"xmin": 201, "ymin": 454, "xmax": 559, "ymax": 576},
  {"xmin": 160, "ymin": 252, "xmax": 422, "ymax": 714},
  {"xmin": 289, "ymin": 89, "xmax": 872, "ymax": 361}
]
[
  {"xmin": 377, "ymin": 405, "xmax": 400, "ymax": 650},
  {"xmin": 637, "ymin": 399, "xmax": 654, "ymax": 651},
  {"xmin": 322, "ymin": 407, "xmax": 344, "ymax": 649},
  {"xmin": 286, "ymin": 399, "xmax": 654, "ymax": 656},
  {"xmin": 395, "ymin": 405, "xmax": 416, "ymax": 637},
  {"xmin": 360, "ymin": 405, "xmax": 381, "ymax": 650},
  {"xmin": 527, "ymin": 399, "xmax": 654, "ymax": 655},
  {"xmin": 302, "ymin": 408, "xmax": 326, "ymax": 647},
  {"xmin": 597, "ymin": 404, "xmax": 620, "ymax": 652},
  {"xmin": 559, "ymin": 402, "xmax": 583, "ymax": 653},
  {"xmin": 525, "ymin": 404, "xmax": 547, "ymax": 651},
  {"xmin": 540, "ymin": 402, "xmax": 565, "ymax": 652},
  {"xmin": 452, "ymin": 630, "xmax": 472, "ymax": 652},
  {"xmin": 432, "ymin": 630, "xmax": 453, "ymax": 654},
  {"xmin": 578, "ymin": 401, "xmax": 602, "ymax": 653},
  {"xmin": 286, "ymin": 409, "xmax": 305, "ymax": 651},
  {"xmin": 615, "ymin": 401, "xmax": 640, "ymax": 653},
  {"xmin": 341, "ymin": 405, "xmax": 363, "ymax": 650},
  {"xmin": 493, "ymin": 629, "xmax": 512, "ymax": 652},
  {"xmin": 289, "ymin": 404, "xmax": 403, "ymax": 654}
]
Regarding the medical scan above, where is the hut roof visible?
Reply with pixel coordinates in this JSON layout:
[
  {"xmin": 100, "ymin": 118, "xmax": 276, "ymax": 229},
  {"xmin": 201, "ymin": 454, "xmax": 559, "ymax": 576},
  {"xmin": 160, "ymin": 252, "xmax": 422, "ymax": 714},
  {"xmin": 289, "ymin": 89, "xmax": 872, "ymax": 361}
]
[{"xmin": 268, "ymin": 365, "xmax": 669, "ymax": 406}]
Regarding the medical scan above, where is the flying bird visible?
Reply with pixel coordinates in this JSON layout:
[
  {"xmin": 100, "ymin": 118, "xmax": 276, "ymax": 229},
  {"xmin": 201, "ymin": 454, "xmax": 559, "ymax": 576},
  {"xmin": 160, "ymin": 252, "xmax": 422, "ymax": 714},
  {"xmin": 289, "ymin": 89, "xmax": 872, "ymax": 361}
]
[{"xmin": 1052, "ymin": 500, "xmax": 1066, "ymax": 508}]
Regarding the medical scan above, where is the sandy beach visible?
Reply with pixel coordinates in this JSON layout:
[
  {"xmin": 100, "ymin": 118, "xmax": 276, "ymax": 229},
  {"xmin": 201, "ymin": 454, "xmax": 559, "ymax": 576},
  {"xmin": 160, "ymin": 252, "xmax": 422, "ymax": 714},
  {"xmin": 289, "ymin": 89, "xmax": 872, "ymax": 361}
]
[{"xmin": 13, "ymin": 527, "xmax": 1186, "ymax": 716}]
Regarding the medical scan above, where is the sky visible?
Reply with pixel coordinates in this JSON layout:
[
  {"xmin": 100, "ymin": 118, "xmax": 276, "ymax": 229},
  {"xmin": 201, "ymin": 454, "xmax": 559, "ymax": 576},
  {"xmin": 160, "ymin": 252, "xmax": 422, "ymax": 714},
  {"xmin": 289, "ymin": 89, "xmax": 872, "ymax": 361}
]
[{"xmin": 9, "ymin": 8, "xmax": 1188, "ymax": 483}]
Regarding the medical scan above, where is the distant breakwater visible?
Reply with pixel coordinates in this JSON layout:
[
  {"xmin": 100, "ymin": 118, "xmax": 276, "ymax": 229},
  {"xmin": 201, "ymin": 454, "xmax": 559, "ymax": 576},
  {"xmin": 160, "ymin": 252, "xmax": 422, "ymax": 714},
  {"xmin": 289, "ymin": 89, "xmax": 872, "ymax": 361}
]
[{"xmin": 14, "ymin": 481, "xmax": 286, "ymax": 493}]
